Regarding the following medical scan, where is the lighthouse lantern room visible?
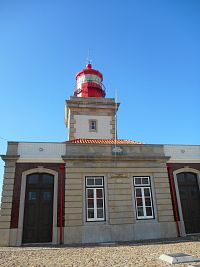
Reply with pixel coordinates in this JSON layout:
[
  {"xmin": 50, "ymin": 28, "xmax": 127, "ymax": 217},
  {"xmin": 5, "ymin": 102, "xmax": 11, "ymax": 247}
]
[{"xmin": 74, "ymin": 63, "xmax": 106, "ymax": 98}]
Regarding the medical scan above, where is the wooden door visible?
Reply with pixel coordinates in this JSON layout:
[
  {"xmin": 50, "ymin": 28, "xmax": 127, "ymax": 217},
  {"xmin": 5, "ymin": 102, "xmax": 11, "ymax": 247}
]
[
  {"xmin": 22, "ymin": 173, "xmax": 54, "ymax": 243},
  {"xmin": 177, "ymin": 172, "xmax": 200, "ymax": 234}
]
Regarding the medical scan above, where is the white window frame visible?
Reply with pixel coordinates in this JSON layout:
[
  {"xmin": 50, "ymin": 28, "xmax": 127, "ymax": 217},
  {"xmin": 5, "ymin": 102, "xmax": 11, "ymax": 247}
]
[
  {"xmin": 85, "ymin": 176, "xmax": 105, "ymax": 222},
  {"xmin": 89, "ymin": 120, "xmax": 97, "ymax": 132},
  {"xmin": 133, "ymin": 176, "xmax": 154, "ymax": 220}
]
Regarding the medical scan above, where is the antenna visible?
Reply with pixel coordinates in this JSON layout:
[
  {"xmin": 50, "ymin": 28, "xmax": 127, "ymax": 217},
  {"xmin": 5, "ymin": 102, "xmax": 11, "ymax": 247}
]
[
  {"xmin": 86, "ymin": 48, "xmax": 92, "ymax": 64},
  {"xmin": 114, "ymin": 89, "xmax": 118, "ymax": 149}
]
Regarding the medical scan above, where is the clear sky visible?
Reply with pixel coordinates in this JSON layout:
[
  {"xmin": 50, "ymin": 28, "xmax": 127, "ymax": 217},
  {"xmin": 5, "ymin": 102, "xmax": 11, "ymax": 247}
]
[{"xmin": 0, "ymin": 0, "xmax": 200, "ymax": 196}]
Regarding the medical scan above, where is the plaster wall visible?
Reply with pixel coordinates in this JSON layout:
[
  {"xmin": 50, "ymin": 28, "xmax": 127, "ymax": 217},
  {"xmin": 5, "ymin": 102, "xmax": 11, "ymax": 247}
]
[{"xmin": 74, "ymin": 115, "xmax": 113, "ymax": 139}]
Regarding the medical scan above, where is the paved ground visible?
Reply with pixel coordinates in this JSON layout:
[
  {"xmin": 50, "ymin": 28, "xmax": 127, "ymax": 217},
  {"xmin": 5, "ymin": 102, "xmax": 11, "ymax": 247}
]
[{"xmin": 0, "ymin": 237, "xmax": 199, "ymax": 267}]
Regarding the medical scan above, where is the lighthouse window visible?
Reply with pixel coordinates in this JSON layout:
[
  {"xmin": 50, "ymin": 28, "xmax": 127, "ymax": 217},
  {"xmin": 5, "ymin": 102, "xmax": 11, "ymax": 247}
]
[
  {"xmin": 85, "ymin": 177, "xmax": 105, "ymax": 221},
  {"xmin": 89, "ymin": 120, "xmax": 97, "ymax": 132}
]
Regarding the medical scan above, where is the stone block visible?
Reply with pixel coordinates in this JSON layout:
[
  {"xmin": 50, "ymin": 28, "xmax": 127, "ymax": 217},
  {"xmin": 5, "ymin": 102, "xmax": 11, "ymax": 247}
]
[
  {"xmin": 108, "ymin": 194, "xmax": 132, "ymax": 201},
  {"xmin": 1, "ymin": 196, "xmax": 13, "ymax": 203},
  {"xmin": 108, "ymin": 183, "xmax": 131, "ymax": 189},
  {"xmin": 109, "ymin": 205, "xmax": 133, "ymax": 213},
  {"xmin": 158, "ymin": 215, "xmax": 174, "ymax": 222},
  {"xmin": 65, "ymin": 220, "xmax": 83, "ymax": 227},
  {"xmin": 158, "ymin": 209, "xmax": 174, "ymax": 216},
  {"xmin": 3, "ymin": 179, "xmax": 15, "ymax": 185},
  {"xmin": 65, "ymin": 201, "xmax": 82, "ymax": 208},
  {"xmin": 111, "ymin": 224, "xmax": 134, "ymax": 242},
  {"xmin": 65, "ymin": 189, "xmax": 82, "ymax": 196},
  {"xmin": 0, "ymin": 229, "xmax": 10, "ymax": 246},
  {"xmin": 65, "ymin": 207, "xmax": 82, "ymax": 214},
  {"xmin": 156, "ymin": 193, "xmax": 171, "ymax": 199},
  {"xmin": 155, "ymin": 187, "xmax": 171, "ymax": 194},
  {"xmin": 65, "ymin": 195, "xmax": 82, "ymax": 202},
  {"xmin": 0, "ymin": 202, "xmax": 12, "ymax": 209},
  {"xmin": 2, "ymin": 190, "xmax": 13, "ymax": 197},
  {"xmin": 108, "ymin": 200, "xmax": 133, "ymax": 207},
  {"xmin": 65, "ymin": 213, "xmax": 82, "ymax": 220},
  {"xmin": 0, "ymin": 209, "xmax": 12, "ymax": 216},
  {"xmin": 0, "ymin": 215, "xmax": 11, "ymax": 222},
  {"xmin": 108, "ymin": 189, "xmax": 132, "ymax": 195},
  {"xmin": 109, "ymin": 212, "xmax": 133, "ymax": 219},
  {"xmin": 110, "ymin": 217, "xmax": 133, "ymax": 225},
  {"xmin": 64, "ymin": 226, "xmax": 82, "ymax": 244},
  {"xmin": 159, "ymin": 253, "xmax": 200, "ymax": 264},
  {"xmin": 157, "ymin": 204, "xmax": 173, "ymax": 211},
  {"xmin": 82, "ymin": 224, "xmax": 112, "ymax": 243},
  {"xmin": 65, "ymin": 179, "xmax": 82, "ymax": 185},
  {"xmin": 0, "ymin": 221, "xmax": 10, "ymax": 228},
  {"xmin": 3, "ymin": 172, "xmax": 15, "ymax": 179},
  {"xmin": 154, "ymin": 182, "xmax": 170, "ymax": 188},
  {"xmin": 156, "ymin": 198, "xmax": 172, "ymax": 205},
  {"xmin": 65, "ymin": 184, "xmax": 82, "ymax": 190},
  {"xmin": 2, "ymin": 184, "xmax": 14, "ymax": 191}
]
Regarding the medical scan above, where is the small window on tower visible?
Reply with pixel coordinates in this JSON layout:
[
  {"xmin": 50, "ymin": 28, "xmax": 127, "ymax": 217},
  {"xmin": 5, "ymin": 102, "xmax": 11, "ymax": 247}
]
[{"xmin": 89, "ymin": 120, "xmax": 97, "ymax": 132}]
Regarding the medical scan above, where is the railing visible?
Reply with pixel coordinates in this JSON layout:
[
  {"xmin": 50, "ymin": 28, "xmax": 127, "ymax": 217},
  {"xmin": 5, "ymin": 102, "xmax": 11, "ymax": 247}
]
[{"xmin": 74, "ymin": 81, "xmax": 106, "ymax": 97}]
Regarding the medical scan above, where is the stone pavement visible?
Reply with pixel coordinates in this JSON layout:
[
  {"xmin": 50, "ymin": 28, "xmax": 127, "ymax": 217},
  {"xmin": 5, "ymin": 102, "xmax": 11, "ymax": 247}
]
[{"xmin": 0, "ymin": 236, "xmax": 199, "ymax": 267}]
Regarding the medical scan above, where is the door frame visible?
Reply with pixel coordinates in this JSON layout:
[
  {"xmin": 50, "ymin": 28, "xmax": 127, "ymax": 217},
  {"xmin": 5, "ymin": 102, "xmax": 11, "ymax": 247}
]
[
  {"xmin": 173, "ymin": 167, "xmax": 200, "ymax": 236},
  {"xmin": 17, "ymin": 167, "xmax": 58, "ymax": 245}
]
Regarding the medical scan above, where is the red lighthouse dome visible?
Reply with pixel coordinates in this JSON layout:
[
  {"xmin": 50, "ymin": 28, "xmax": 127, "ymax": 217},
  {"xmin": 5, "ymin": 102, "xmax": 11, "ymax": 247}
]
[{"xmin": 74, "ymin": 63, "xmax": 106, "ymax": 97}]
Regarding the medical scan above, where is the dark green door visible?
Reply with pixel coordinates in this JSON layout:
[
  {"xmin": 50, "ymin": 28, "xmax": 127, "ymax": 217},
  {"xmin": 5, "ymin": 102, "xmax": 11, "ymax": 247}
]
[
  {"xmin": 22, "ymin": 173, "xmax": 54, "ymax": 243},
  {"xmin": 177, "ymin": 172, "xmax": 200, "ymax": 234}
]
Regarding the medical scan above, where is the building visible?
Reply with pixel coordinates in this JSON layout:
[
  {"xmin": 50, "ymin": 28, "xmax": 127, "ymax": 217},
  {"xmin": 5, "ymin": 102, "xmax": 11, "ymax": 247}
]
[{"xmin": 0, "ymin": 64, "xmax": 199, "ymax": 246}]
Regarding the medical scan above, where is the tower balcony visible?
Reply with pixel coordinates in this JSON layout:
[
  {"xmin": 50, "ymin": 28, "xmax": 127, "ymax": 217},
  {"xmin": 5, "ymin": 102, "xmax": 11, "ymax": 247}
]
[{"xmin": 74, "ymin": 81, "xmax": 106, "ymax": 97}]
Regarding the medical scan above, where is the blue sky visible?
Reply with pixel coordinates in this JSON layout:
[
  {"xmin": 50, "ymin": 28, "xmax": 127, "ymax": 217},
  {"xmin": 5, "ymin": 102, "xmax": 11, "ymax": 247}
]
[{"xmin": 0, "ymin": 0, "xmax": 200, "ymax": 195}]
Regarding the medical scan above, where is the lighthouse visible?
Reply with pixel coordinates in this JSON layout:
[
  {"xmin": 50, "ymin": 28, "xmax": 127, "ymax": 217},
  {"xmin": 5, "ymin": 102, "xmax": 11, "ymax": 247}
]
[
  {"xmin": 74, "ymin": 63, "xmax": 106, "ymax": 98},
  {"xmin": 65, "ymin": 64, "xmax": 119, "ymax": 140}
]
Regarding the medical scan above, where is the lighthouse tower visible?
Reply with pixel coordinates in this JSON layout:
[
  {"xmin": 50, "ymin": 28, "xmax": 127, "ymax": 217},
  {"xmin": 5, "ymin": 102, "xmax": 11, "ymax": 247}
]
[{"xmin": 65, "ymin": 64, "xmax": 119, "ymax": 141}]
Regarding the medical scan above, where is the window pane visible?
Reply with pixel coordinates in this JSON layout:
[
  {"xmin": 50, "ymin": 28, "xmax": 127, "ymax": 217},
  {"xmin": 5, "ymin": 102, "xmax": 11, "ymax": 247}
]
[
  {"xmin": 87, "ymin": 178, "xmax": 94, "ymax": 186},
  {"xmin": 43, "ymin": 192, "xmax": 51, "ymax": 201},
  {"xmin": 42, "ymin": 174, "xmax": 53, "ymax": 184},
  {"xmin": 145, "ymin": 197, "xmax": 151, "ymax": 206},
  {"xmin": 96, "ymin": 189, "xmax": 103, "ymax": 198},
  {"xmin": 137, "ymin": 207, "xmax": 144, "ymax": 217},
  {"xmin": 28, "ymin": 174, "xmax": 39, "ymax": 184},
  {"xmin": 88, "ymin": 209, "xmax": 94, "ymax": 219},
  {"xmin": 97, "ymin": 199, "xmax": 103, "ymax": 208},
  {"xmin": 28, "ymin": 192, "xmax": 37, "ymax": 201},
  {"xmin": 97, "ymin": 209, "xmax": 103, "ymax": 218},
  {"xmin": 136, "ymin": 198, "xmax": 143, "ymax": 206},
  {"xmin": 146, "ymin": 207, "xmax": 153, "ymax": 216},
  {"xmin": 88, "ymin": 199, "xmax": 94, "ymax": 208},
  {"xmin": 135, "ymin": 178, "xmax": 141, "ymax": 185},
  {"xmin": 135, "ymin": 188, "xmax": 142, "ymax": 197},
  {"xmin": 87, "ymin": 189, "xmax": 94, "ymax": 198},
  {"xmin": 95, "ymin": 178, "xmax": 103, "ymax": 186},
  {"xmin": 142, "ymin": 177, "xmax": 149, "ymax": 185},
  {"xmin": 144, "ymin": 188, "xmax": 150, "ymax": 196}
]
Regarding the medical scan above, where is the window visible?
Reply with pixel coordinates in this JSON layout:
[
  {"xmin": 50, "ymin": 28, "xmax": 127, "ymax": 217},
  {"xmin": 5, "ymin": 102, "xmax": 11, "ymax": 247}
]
[
  {"xmin": 89, "ymin": 120, "xmax": 97, "ymax": 132},
  {"xmin": 133, "ymin": 176, "xmax": 154, "ymax": 219},
  {"xmin": 85, "ymin": 177, "xmax": 105, "ymax": 221}
]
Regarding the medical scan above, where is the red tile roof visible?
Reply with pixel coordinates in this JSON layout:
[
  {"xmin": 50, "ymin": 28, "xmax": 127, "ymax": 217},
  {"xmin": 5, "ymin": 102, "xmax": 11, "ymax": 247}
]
[{"xmin": 68, "ymin": 138, "xmax": 143, "ymax": 144}]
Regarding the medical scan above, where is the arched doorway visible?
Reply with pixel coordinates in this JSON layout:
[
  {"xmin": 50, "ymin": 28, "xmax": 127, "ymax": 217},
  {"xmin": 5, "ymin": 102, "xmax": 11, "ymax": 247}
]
[
  {"xmin": 22, "ymin": 173, "xmax": 54, "ymax": 243},
  {"xmin": 177, "ymin": 172, "xmax": 200, "ymax": 234}
]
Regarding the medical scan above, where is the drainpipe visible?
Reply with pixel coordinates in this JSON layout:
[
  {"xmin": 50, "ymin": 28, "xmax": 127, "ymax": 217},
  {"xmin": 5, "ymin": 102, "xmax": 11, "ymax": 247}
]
[
  {"xmin": 59, "ymin": 163, "xmax": 65, "ymax": 244},
  {"xmin": 167, "ymin": 165, "xmax": 180, "ymax": 237}
]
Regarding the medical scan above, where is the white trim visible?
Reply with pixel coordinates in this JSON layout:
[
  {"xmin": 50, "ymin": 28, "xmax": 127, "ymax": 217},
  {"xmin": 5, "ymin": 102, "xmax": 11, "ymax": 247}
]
[
  {"xmin": 167, "ymin": 159, "xmax": 200, "ymax": 163},
  {"xmin": 17, "ymin": 168, "xmax": 58, "ymax": 246},
  {"xmin": 173, "ymin": 167, "xmax": 200, "ymax": 236},
  {"xmin": 83, "ymin": 173, "xmax": 108, "ymax": 225},
  {"xmin": 17, "ymin": 158, "xmax": 64, "ymax": 163},
  {"xmin": 131, "ymin": 175, "xmax": 158, "ymax": 222}
]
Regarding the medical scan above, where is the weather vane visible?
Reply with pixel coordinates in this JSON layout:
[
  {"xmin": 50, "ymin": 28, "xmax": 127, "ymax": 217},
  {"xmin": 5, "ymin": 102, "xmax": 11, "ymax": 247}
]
[{"xmin": 86, "ymin": 48, "xmax": 92, "ymax": 64}]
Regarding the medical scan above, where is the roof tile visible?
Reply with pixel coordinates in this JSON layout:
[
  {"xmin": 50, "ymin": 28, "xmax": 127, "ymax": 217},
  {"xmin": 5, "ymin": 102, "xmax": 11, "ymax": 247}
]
[{"xmin": 67, "ymin": 138, "xmax": 143, "ymax": 145}]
